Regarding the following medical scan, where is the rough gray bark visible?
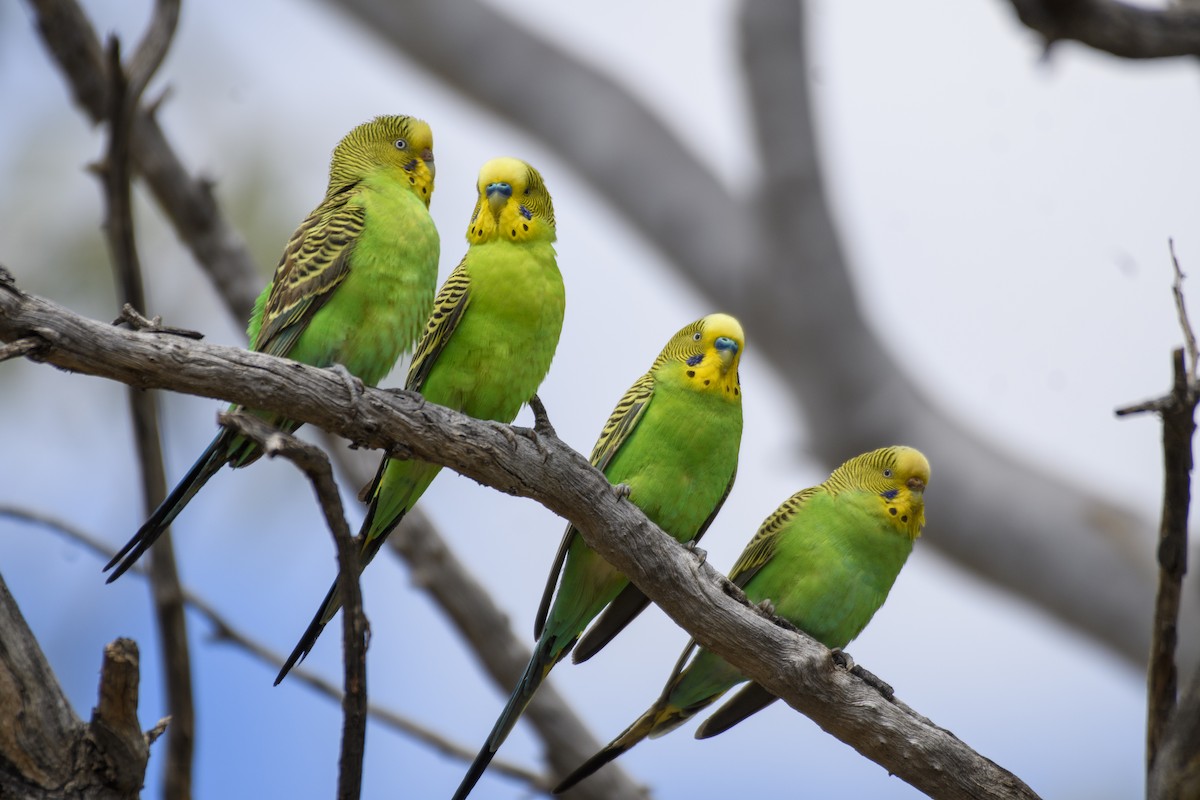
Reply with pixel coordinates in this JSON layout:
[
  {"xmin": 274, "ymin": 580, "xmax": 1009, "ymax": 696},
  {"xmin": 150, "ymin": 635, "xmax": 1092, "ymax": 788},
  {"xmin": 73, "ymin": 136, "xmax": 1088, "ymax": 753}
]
[
  {"xmin": 0, "ymin": 274, "xmax": 1041, "ymax": 800},
  {"xmin": 0, "ymin": 573, "xmax": 156, "ymax": 800}
]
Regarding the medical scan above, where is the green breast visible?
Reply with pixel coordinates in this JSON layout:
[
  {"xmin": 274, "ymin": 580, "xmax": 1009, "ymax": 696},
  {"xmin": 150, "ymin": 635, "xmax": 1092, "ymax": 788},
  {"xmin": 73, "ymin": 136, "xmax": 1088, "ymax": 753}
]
[
  {"xmin": 753, "ymin": 490, "xmax": 913, "ymax": 649},
  {"xmin": 605, "ymin": 371, "xmax": 743, "ymax": 540},
  {"xmin": 419, "ymin": 238, "xmax": 565, "ymax": 422},
  {"xmin": 288, "ymin": 178, "xmax": 439, "ymax": 386}
]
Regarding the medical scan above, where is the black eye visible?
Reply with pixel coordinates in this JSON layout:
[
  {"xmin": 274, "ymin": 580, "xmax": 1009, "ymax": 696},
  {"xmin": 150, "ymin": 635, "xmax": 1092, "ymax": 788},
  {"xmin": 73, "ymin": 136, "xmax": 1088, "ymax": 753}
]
[
  {"xmin": 883, "ymin": 468, "xmax": 893, "ymax": 478},
  {"xmin": 394, "ymin": 139, "xmax": 408, "ymax": 150},
  {"xmin": 692, "ymin": 332, "xmax": 702, "ymax": 341}
]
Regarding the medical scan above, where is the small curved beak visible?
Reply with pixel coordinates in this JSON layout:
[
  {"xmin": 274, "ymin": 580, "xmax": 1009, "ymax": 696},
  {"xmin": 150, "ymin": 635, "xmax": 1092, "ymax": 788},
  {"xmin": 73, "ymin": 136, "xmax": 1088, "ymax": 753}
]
[
  {"xmin": 421, "ymin": 148, "xmax": 435, "ymax": 179},
  {"xmin": 486, "ymin": 181, "xmax": 512, "ymax": 217},
  {"xmin": 714, "ymin": 336, "xmax": 739, "ymax": 370},
  {"xmin": 906, "ymin": 476, "xmax": 926, "ymax": 493}
]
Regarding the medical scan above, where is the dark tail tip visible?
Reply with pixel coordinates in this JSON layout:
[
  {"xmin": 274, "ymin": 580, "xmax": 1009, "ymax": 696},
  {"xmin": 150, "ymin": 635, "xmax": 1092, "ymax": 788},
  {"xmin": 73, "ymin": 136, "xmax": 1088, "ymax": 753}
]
[
  {"xmin": 274, "ymin": 618, "xmax": 323, "ymax": 685},
  {"xmin": 552, "ymin": 743, "xmax": 627, "ymax": 794},
  {"xmin": 450, "ymin": 744, "xmax": 498, "ymax": 800},
  {"xmin": 274, "ymin": 643, "xmax": 310, "ymax": 686},
  {"xmin": 104, "ymin": 434, "xmax": 229, "ymax": 582},
  {"xmin": 275, "ymin": 580, "xmax": 339, "ymax": 685},
  {"xmin": 103, "ymin": 521, "xmax": 158, "ymax": 582}
]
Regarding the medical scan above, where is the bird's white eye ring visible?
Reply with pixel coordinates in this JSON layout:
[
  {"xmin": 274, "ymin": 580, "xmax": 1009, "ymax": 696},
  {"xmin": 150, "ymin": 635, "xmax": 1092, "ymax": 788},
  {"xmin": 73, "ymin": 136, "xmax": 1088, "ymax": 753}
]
[
  {"xmin": 394, "ymin": 138, "xmax": 408, "ymax": 150},
  {"xmin": 883, "ymin": 468, "xmax": 893, "ymax": 478},
  {"xmin": 692, "ymin": 332, "xmax": 702, "ymax": 341}
]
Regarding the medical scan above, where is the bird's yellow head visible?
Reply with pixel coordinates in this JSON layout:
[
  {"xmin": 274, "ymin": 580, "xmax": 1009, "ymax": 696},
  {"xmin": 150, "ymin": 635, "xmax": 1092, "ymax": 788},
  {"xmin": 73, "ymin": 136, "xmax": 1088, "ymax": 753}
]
[
  {"xmin": 326, "ymin": 115, "xmax": 436, "ymax": 207},
  {"xmin": 466, "ymin": 157, "xmax": 556, "ymax": 245},
  {"xmin": 653, "ymin": 312, "xmax": 745, "ymax": 401},
  {"xmin": 831, "ymin": 446, "xmax": 930, "ymax": 540}
]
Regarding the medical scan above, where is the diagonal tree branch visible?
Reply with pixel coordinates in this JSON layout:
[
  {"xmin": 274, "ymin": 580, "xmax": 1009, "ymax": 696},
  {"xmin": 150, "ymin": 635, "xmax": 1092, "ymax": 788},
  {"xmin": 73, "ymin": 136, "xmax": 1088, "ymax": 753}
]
[
  {"xmin": 0, "ymin": 274, "xmax": 1040, "ymax": 800},
  {"xmin": 322, "ymin": 0, "xmax": 1177, "ymax": 670}
]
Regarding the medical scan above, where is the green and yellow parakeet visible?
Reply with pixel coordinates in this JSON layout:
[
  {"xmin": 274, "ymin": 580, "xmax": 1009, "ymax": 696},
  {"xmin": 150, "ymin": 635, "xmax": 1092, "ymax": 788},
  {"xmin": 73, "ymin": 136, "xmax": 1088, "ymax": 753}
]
[
  {"xmin": 275, "ymin": 157, "xmax": 565, "ymax": 684},
  {"xmin": 553, "ymin": 445, "xmax": 930, "ymax": 793},
  {"xmin": 104, "ymin": 115, "xmax": 439, "ymax": 581},
  {"xmin": 452, "ymin": 313, "xmax": 746, "ymax": 800}
]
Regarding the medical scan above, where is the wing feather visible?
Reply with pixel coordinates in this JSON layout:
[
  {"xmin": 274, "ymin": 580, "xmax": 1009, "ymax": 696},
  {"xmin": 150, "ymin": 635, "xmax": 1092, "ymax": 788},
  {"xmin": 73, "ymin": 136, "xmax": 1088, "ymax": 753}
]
[
  {"xmin": 727, "ymin": 486, "xmax": 820, "ymax": 589},
  {"xmin": 254, "ymin": 188, "xmax": 365, "ymax": 357},
  {"xmin": 405, "ymin": 258, "xmax": 471, "ymax": 392}
]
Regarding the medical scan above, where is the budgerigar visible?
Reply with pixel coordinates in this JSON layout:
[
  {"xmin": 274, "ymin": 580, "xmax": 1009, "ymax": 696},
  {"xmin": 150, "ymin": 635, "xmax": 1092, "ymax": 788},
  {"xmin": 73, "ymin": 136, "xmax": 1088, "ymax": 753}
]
[
  {"xmin": 554, "ymin": 445, "xmax": 930, "ymax": 793},
  {"xmin": 104, "ymin": 115, "xmax": 439, "ymax": 581},
  {"xmin": 275, "ymin": 157, "xmax": 565, "ymax": 684},
  {"xmin": 452, "ymin": 313, "xmax": 746, "ymax": 800}
]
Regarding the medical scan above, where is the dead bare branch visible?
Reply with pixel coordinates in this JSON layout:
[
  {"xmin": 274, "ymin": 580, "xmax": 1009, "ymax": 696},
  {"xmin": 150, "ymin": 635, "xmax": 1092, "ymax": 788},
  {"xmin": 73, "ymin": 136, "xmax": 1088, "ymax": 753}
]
[{"xmin": 0, "ymin": 279, "xmax": 1041, "ymax": 799}]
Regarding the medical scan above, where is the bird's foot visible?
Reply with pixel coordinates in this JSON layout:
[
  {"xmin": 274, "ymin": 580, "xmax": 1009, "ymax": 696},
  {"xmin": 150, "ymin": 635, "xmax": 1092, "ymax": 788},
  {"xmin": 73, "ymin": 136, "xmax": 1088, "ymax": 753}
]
[
  {"xmin": 527, "ymin": 394, "xmax": 557, "ymax": 438},
  {"xmin": 611, "ymin": 482, "xmax": 632, "ymax": 500},
  {"xmin": 830, "ymin": 647, "xmax": 854, "ymax": 671},
  {"xmin": 685, "ymin": 539, "xmax": 708, "ymax": 566},
  {"xmin": 848, "ymin": 658, "xmax": 894, "ymax": 700},
  {"xmin": 509, "ymin": 424, "xmax": 550, "ymax": 461},
  {"xmin": 329, "ymin": 363, "xmax": 365, "ymax": 404}
]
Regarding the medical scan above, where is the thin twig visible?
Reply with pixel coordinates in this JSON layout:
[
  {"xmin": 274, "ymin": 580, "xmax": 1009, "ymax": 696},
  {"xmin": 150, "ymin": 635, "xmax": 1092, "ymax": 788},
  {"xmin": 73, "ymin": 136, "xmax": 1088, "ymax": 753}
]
[
  {"xmin": 1170, "ymin": 239, "xmax": 1197, "ymax": 386},
  {"xmin": 0, "ymin": 337, "xmax": 47, "ymax": 363},
  {"xmin": 1116, "ymin": 395, "xmax": 1178, "ymax": 418},
  {"xmin": 95, "ymin": 5, "xmax": 192, "ymax": 796},
  {"xmin": 317, "ymin": 432, "xmax": 644, "ymax": 800},
  {"xmin": 1140, "ymin": 249, "xmax": 1199, "ymax": 784},
  {"xmin": 114, "ymin": 303, "xmax": 204, "ymax": 339},
  {"xmin": 215, "ymin": 411, "xmax": 367, "ymax": 800},
  {"xmin": 1124, "ymin": 246, "xmax": 1200, "ymax": 786},
  {"xmin": 1146, "ymin": 348, "xmax": 1194, "ymax": 782}
]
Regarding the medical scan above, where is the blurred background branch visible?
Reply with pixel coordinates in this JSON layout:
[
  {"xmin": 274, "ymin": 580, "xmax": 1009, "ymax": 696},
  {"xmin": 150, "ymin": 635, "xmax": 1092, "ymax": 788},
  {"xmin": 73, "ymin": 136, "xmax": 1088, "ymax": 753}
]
[
  {"xmin": 325, "ymin": 0, "xmax": 1192, "ymax": 669},
  {"xmin": 92, "ymin": 3, "xmax": 194, "ymax": 796}
]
